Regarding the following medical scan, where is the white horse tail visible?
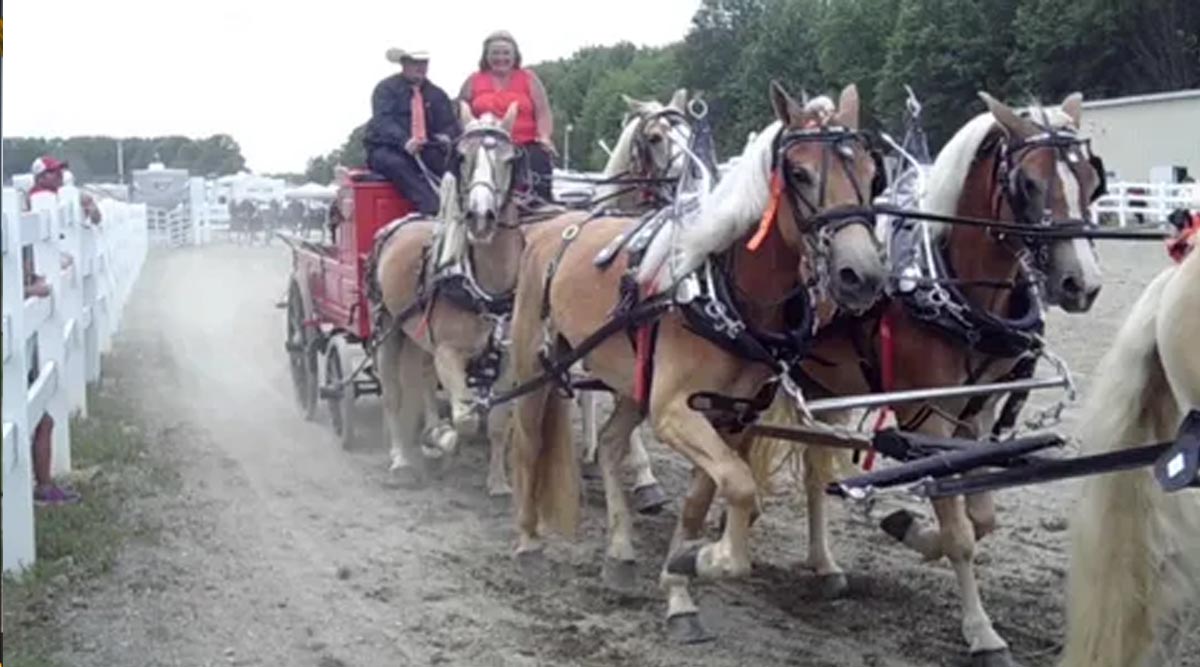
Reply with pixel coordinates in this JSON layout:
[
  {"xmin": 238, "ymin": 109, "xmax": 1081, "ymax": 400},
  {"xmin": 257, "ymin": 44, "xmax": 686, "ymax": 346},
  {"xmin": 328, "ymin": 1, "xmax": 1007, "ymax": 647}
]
[{"xmin": 1061, "ymin": 267, "xmax": 1193, "ymax": 667}]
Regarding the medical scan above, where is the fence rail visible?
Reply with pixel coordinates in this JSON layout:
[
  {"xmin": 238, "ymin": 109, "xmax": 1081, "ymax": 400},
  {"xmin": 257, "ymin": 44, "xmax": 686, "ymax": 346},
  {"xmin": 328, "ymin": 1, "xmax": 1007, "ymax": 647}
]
[
  {"xmin": 2, "ymin": 186, "xmax": 147, "ymax": 573},
  {"xmin": 1091, "ymin": 181, "xmax": 1199, "ymax": 227}
]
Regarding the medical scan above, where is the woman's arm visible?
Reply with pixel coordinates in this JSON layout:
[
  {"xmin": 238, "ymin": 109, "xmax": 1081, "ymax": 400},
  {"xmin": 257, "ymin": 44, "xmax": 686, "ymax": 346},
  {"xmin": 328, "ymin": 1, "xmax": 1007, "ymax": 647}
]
[
  {"xmin": 527, "ymin": 71, "xmax": 555, "ymax": 149},
  {"xmin": 457, "ymin": 76, "xmax": 474, "ymax": 108}
]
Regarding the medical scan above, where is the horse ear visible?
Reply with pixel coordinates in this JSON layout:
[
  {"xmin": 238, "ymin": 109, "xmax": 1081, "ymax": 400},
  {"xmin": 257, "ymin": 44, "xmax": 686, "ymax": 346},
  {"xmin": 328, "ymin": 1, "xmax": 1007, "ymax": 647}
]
[
  {"xmin": 770, "ymin": 80, "xmax": 803, "ymax": 125},
  {"xmin": 835, "ymin": 84, "xmax": 860, "ymax": 130},
  {"xmin": 458, "ymin": 101, "xmax": 475, "ymax": 129},
  {"xmin": 501, "ymin": 102, "xmax": 519, "ymax": 133},
  {"xmin": 623, "ymin": 94, "xmax": 648, "ymax": 114},
  {"xmin": 669, "ymin": 88, "xmax": 688, "ymax": 111},
  {"xmin": 1061, "ymin": 92, "xmax": 1084, "ymax": 128},
  {"xmin": 979, "ymin": 91, "xmax": 1038, "ymax": 139}
]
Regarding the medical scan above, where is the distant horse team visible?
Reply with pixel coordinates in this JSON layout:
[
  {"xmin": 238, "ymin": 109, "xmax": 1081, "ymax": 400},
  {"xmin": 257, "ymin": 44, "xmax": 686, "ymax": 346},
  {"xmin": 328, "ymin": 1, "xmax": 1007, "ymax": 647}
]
[{"xmin": 353, "ymin": 78, "xmax": 1196, "ymax": 667}]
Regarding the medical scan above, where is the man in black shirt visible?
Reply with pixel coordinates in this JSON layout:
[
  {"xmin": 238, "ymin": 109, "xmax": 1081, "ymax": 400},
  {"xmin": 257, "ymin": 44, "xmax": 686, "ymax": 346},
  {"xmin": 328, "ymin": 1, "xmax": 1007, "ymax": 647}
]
[{"xmin": 364, "ymin": 49, "xmax": 460, "ymax": 215}]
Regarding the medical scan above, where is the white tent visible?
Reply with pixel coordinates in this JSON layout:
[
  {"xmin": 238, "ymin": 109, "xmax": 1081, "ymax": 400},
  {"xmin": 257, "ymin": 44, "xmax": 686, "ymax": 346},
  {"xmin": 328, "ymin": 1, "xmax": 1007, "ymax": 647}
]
[{"xmin": 284, "ymin": 182, "xmax": 337, "ymax": 201}]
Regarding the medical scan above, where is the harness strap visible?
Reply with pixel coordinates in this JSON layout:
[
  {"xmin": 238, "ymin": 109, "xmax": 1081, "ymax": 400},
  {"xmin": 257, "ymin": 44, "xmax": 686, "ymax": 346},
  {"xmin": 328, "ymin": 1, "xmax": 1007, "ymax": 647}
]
[{"xmin": 863, "ymin": 310, "xmax": 896, "ymax": 471}]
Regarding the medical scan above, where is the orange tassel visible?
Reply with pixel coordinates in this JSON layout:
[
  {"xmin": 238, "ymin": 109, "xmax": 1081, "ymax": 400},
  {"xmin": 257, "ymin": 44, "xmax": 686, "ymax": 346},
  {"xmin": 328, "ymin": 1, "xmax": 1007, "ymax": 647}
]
[{"xmin": 747, "ymin": 171, "xmax": 784, "ymax": 252}]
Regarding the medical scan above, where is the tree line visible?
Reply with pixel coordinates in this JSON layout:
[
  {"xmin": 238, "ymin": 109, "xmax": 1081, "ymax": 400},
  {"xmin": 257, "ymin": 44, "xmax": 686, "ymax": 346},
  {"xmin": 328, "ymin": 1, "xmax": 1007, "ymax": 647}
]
[
  {"xmin": 306, "ymin": 0, "xmax": 1198, "ymax": 175},
  {"xmin": 3, "ymin": 135, "xmax": 247, "ymax": 184}
]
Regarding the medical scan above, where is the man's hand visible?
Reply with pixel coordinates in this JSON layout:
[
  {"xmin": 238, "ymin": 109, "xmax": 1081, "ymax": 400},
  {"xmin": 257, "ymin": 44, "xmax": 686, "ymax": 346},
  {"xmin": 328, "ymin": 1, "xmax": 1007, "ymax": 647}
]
[
  {"xmin": 405, "ymin": 138, "xmax": 425, "ymax": 155},
  {"xmin": 25, "ymin": 276, "xmax": 51, "ymax": 299},
  {"xmin": 538, "ymin": 137, "xmax": 559, "ymax": 158},
  {"xmin": 82, "ymin": 194, "xmax": 102, "ymax": 224}
]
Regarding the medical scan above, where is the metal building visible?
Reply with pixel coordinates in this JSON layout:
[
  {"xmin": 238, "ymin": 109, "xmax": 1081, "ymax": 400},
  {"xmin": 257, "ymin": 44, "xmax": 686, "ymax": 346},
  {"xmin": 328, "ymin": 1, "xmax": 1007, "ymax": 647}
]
[{"xmin": 1080, "ymin": 89, "xmax": 1200, "ymax": 183}]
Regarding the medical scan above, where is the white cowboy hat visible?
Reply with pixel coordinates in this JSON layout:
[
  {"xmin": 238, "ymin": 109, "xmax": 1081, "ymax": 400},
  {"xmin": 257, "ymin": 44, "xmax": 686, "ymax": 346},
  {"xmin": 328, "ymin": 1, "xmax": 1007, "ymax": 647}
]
[{"xmin": 385, "ymin": 48, "xmax": 431, "ymax": 64}]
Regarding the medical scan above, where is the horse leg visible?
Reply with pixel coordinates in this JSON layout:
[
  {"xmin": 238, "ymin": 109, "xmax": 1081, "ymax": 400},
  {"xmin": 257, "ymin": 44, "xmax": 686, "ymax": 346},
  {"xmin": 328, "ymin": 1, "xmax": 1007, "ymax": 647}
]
[
  {"xmin": 430, "ymin": 345, "xmax": 478, "ymax": 456},
  {"xmin": 626, "ymin": 427, "xmax": 668, "ymax": 514},
  {"xmin": 578, "ymin": 387, "xmax": 600, "ymax": 478},
  {"xmin": 654, "ymin": 397, "xmax": 756, "ymax": 580},
  {"xmin": 484, "ymin": 363, "xmax": 513, "ymax": 497},
  {"xmin": 597, "ymin": 396, "xmax": 642, "ymax": 591},
  {"xmin": 660, "ymin": 466, "xmax": 718, "ymax": 644},
  {"xmin": 802, "ymin": 445, "xmax": 849, "ymax": 597},
  {"xmin": 933, "ymin": 496, "xmax": 1011, "ymax": 665},
  {"xmin": 383, "ymin": 334, "xmax": 428, "ymax": 483}
]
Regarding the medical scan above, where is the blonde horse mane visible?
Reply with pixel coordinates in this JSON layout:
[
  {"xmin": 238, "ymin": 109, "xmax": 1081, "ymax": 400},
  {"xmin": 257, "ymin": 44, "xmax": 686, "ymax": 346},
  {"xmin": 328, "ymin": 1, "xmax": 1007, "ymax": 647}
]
[
  {"xmin": 1062, "ymin": 249, "xmax": 1200, "ymax": 666},
  {"xmin": 921, "ymin": 102, "xmax": 1077, "ymax": 236},
  {"xmin": 636, "ymin": 96, "xmax": 836, "ymax": 290},
  {"xmin": 435, "ymin": 173, "xmax": 465, "ymax": 268}
]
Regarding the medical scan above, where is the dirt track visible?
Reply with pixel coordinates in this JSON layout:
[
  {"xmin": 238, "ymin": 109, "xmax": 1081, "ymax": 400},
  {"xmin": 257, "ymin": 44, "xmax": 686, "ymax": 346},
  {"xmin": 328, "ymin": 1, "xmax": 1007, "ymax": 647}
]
[{"xmin": 49, "ymin": 240, "xmax": 1194, "ymax": 667}]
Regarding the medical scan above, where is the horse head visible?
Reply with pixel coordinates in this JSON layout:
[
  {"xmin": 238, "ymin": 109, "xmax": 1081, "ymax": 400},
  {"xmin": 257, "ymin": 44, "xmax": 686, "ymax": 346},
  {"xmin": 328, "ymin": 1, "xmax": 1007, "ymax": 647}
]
[
  {"xmin": 767, "ymin": 81, "xmax": 886, "ymax": 313},
  {"xmin": 978, "ymin": 92, "xmax": 1104, "ymax": 312},
  {"xmin": 621, "ymin": 88, "xmax": 694, "ymax": 183},
  {"xmin": 455, "ymin": 101, "xmax": 520, "ymax": 243}
]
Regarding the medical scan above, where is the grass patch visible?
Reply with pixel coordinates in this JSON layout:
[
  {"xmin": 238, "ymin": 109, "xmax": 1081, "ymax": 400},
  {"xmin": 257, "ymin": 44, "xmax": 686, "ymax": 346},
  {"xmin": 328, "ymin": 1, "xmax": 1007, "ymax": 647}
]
[{"xmin": 3, "ymin": 384, "xmax": 176, "ymax": 667}]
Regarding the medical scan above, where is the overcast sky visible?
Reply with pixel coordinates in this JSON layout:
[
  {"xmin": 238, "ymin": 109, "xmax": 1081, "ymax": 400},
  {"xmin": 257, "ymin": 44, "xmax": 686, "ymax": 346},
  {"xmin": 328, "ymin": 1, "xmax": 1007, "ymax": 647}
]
[{"xmin": 5, "ymin": 0, "xmax": 700, "ymax": 173}]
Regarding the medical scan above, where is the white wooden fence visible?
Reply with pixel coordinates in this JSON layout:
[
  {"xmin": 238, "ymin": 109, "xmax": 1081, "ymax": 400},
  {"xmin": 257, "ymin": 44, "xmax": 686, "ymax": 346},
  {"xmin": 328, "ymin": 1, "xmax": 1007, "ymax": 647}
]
[
  {"xmin": 2, "ymin": 185, "xmax": 147, "ymax": 573},
  {"xmin": 1091, "ymin": 181, "xmax": 1200, "ymax": 226}
]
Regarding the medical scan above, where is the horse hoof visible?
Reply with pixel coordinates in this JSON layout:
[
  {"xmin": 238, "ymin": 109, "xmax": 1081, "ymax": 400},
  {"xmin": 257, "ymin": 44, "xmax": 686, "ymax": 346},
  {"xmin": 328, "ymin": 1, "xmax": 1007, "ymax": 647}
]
[
  {"xmin": 581, "ymin": 461, "xmax": 602, "ymax": 481},
  {"xmin": 881, "ymin": 509, "xmax": 916, "ymax": 542},
  {"xmin": 487, "ymin": 482, "xmax": 512, "ymax": 498},
  {"xmin": 515, "ymin": 549, "xmax": 547, "ymax": 576},
  {"xmin": 970, "ymin": 649, "xmax": 1013, "ymax": 667},
  {"xmin": 602, "ymin": 557, "xmax": 638, "ymax": 592},
  {"xmin": 665, "ymin": 543, "xmax": 704, "ymax": 578},
  {"xmin": 665, "ymin": 612, "xmax": 715, "ymax": 645},
  {"xmin": 389, "ymin": 464, "xmax": 424, "ymax": 489},
  {"xmin": 815, "ymin": 572, "xmax": 849, "ymax": 599},
  {"xmin": 633, "ymin": 483, "xmax": 669, "ymax": 515}
]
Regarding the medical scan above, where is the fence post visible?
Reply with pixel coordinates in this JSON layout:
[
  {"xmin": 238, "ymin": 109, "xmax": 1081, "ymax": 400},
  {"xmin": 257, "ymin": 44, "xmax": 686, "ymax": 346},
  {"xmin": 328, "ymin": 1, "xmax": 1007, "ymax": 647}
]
[
  {"xmin": 57, "ymin": 185, "xmax": 88, "ymax": 418},
  {"xmin": 2, "ymin": 188, "xmax": 37, "ymax": 572}
]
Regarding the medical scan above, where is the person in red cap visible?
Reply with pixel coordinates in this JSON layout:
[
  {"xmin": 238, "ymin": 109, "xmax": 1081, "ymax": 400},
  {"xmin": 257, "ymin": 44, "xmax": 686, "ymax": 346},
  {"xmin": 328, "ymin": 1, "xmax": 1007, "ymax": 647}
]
[
  {"xmin": 1166, "ymin": 208, "xmax": 1199, "ymax": 263},
  {"xmin": 28, "ymin": 155, "xmax": 102, "ymax": 224},
  {"xmin": 22, "ymin": 155, "xmax": 86, "ymax": 505}
]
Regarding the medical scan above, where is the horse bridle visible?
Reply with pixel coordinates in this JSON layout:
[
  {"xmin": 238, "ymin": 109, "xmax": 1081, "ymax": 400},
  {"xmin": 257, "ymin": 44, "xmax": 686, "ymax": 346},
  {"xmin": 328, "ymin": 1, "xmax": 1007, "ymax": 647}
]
[
  {"xmin": 454, "ymin": 125, "xmax": 521, "ymax": 221},
  {"xmin": 772, "ymin": 125, "xmax": 886, "ymax": 294},
  {"xmin": 629, "ymin": 108, "xmax": 693, "ymax": 203},
  {"xmin": 990, "ymin": 123, "xmax": 1106, "ymax": 274}
]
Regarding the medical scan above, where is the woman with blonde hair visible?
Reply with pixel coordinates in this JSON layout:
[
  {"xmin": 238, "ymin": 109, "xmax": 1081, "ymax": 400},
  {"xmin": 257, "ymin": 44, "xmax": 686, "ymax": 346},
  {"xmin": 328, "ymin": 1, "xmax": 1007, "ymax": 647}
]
[{"xmin": 458, "ymin": 30, "xmax": 556, "ymax": 203}]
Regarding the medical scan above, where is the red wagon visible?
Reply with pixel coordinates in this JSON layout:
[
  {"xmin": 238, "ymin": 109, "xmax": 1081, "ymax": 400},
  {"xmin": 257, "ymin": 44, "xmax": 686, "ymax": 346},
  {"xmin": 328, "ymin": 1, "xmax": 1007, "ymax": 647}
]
[{"xmin": 279, "ymin": 170, "xmax": 414, "ymax": 447}]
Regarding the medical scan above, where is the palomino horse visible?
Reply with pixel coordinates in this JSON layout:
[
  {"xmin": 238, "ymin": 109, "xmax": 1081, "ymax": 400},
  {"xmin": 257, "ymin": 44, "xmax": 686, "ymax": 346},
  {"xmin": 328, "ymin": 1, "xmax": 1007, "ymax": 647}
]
[
  {"xmin": 1062, "ymin": 243, "xmax": 1200, "ymax": 667},
  {"xmin": 373, "ymin": 102, "xmax": 523, "ymax": 494},
  {"xmin": 589, "ymin": 88, "xmax": 694, "ymax": 211},
  {"xmin": 506, "ymin": 83, "xmax": 886, "ymax": 642},
  {"xmin": 750, "ymin": 92, "xmax": 1105, "ymax": 665},
  {"xmin": 578, "ymin": 88, "xmax": 699, "ymax": 513}
]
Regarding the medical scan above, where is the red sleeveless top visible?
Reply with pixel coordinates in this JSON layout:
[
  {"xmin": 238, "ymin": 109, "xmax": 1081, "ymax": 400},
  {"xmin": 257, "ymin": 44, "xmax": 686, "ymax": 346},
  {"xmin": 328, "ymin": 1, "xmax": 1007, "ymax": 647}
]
[{"xmin": 468, "ymin": 69, "xmax": 538, "ymax": 145}]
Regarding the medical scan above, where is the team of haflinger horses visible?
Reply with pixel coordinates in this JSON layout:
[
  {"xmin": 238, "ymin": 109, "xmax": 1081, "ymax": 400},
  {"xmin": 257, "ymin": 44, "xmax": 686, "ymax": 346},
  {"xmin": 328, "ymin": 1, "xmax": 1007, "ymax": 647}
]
[{"xmin": 358, "ymin": 80, "xmax": 1199, "ymax": 666}]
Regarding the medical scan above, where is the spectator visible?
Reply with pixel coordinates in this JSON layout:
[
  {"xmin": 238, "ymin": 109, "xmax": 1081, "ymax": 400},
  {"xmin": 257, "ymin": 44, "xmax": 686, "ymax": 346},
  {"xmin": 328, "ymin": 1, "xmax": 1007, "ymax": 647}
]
[{"xmin": 30, "ymin": 156, "xmax": 102, "ymax": 225}]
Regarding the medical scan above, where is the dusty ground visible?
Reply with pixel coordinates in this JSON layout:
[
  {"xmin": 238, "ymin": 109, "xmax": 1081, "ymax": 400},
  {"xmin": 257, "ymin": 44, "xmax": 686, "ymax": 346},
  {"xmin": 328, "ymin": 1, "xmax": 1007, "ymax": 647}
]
[{"xmin": 40, "ymin": 240, "xmax": 1194, "ymax": 667}]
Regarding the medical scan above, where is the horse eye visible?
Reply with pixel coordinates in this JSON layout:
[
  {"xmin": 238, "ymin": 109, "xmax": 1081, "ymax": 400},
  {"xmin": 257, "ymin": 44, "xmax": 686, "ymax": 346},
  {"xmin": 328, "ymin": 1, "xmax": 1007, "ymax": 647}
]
[
  {"xmin": 791, "ymin": 166, "xmax": 815, "ymax": 186},
  {"xmin": 647, "ymin": 134, "xmax": 664, "ymax": 145}
]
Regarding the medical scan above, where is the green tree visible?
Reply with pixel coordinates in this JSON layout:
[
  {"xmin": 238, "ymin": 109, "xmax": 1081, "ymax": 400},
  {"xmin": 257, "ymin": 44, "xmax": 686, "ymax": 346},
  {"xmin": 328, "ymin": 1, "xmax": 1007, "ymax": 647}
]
[{"xmin": 876, "ymin": 0, "xmax": 999, "ymax": 148}]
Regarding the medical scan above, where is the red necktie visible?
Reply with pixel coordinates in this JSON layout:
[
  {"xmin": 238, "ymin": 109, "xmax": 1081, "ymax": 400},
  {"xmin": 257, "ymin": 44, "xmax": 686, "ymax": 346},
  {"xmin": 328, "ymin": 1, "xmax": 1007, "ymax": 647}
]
[{"xmin": 411, "ymin": 85, "xmax": 427, "ymax": 143}]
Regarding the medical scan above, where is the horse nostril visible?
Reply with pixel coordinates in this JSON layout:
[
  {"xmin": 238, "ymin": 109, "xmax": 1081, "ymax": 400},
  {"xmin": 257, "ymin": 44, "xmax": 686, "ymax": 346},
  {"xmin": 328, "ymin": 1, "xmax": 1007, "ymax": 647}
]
[
  {"xmin": 838, "ymin": 267, "xmax": 862, "ymax": 287},
  {"xmin": 1061, "ymin": 275, "xmax": 1083, "ymax": 295}
]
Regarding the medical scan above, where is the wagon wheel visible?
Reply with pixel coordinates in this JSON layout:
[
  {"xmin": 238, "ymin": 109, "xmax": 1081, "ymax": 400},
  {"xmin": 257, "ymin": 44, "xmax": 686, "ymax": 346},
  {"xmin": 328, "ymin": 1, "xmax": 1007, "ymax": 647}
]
[
  {"xmin": 323, "ymin": 337, "xmax": 356, "ymax": 450},
  {"xmin": 286, "ymin": 285, "xmax": 319, "ymax": 420}
]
